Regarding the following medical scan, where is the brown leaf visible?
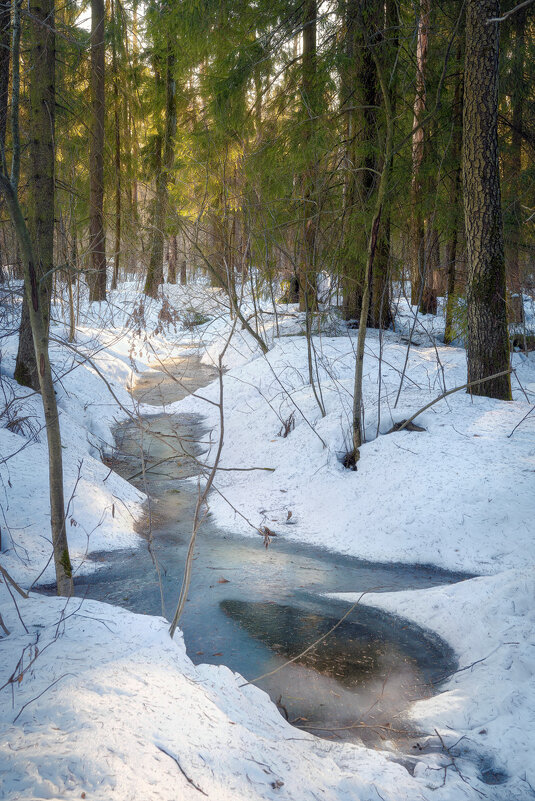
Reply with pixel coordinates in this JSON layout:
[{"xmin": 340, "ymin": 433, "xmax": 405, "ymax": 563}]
[{"xmin": 217, "ymin": 577, "xmax": 230, "ymax": 584}]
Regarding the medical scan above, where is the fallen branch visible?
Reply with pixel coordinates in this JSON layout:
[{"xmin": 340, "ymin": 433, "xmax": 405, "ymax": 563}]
[{"xmin": 394, "ymin": 369, "xmax": 512, "ymax": 433}]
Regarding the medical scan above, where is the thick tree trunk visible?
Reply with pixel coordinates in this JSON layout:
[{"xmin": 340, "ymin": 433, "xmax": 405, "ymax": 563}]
[
  {"xmin": 298, "ymin": 0, "xmax": 318, "ymax": 313},
  {"xmin": 340, "ymin": 0, "xmax": 376, "ymax": 322},
  {"xmin": 0, "ymin": 0, "xmax": 9, "ymax": 153},
  {"xmin": 351, "ymin": 32, "xmax": 394, "ymax": 463},
  {"xmin": 111, "ymin": 0, "xmax": 121, "ymax": 292},
  {"xmin": 15, "ymin": 0, "xmax": 54, "ymax": 389},
  {"xmin": 506, "ymin": 7, "xmax": 526, "ymax": 298},
  {"xmin": 410, "ymin": 0, "xmax": 430, "ymax": 308},
  {"xmin": 463, "ymin": 0, "xmax": 511, "ymax": 400},
  {"xmin": 88, "ymin": 0, "xmax": 106, "ymax": 301},
  {"xmin": 341, "ymin": 0, "xmax": 390, "ymax": 328}
]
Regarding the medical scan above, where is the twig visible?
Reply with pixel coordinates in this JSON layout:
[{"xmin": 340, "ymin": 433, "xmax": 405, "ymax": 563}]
[
  {"xmin": 13, "ymin": 673, "xmax": 74, "ymax": 723},
  {"xmin": 156, "ymin": 745, "xmax": 208, "ymax": 796},
  {"xmin": 239, "ymin": 591, "xmax": 374, "ymax": 687},
  {"xmin": 508, "ymin": 404, "xmax": 535, "ymax": 438}
]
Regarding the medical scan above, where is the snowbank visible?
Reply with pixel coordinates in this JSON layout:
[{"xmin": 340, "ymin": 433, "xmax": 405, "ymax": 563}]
[{"xmin": 1, "ymin": 278, "xmax": 534, "ymax": 799}]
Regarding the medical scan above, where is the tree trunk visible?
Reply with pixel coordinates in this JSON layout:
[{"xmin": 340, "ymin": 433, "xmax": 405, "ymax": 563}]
[
  {"xmin": 463, "ymin": 0, "xmax": 511, "ymax": 400},
  {"xmin": 299, "ymin": 0, "xmax": 318, "ymax": 313},
  {"xmin": 410, "ymin": 0, "xmax": 430, "ymax": 307},
  {"xmin": 0, "ymin": 0, "xmax": 8, "ymax": 281},
  {"xmin": 340, "ymin": 0, "xmax": 382, "ymax": 325},
  {"xmin": 110, "ymin": 0, "xmax": 121, "ymax": 291},
  {"xmin": 444, "ymin": 38, "xmax": 464, "ymax": 345},
  {"xmin": 506, "ymin": 6, "xmax": 526, "ymax": 297},
  {"xmin": 0, "ymin": 0, "xmax": 9, "ymax": 154},
  {"xmin": 89, "ymin": 0, "xmax": 106, "ymax": 301},
  {"xmin": 168, "ymin": 235, "xmax": 177, "ymax": 283},
  {"xmin": 0, "ymin": 0, "xmax": 73, "ymax": 595},
  {"xmin": 145, "ymin": 44, "xmax": 176, "ymax": 297},
  {"xmin": 15, "ymin": 0, "xmax": 54, "ymax": 388},
  {"xmin": 351, "ymin": 27, "xmax": 394, "ymax": 464}
]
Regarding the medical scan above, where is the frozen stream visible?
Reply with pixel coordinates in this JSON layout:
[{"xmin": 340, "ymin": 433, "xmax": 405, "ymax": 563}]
[{"xmin": 75, "ymin": 354, "xmax": 473, "ymax": 750}]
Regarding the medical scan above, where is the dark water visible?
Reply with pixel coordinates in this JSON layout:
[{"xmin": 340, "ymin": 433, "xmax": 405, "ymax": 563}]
[{"xmin": 70, "ymin": 357, "xmax": 473, "ymax": 748}]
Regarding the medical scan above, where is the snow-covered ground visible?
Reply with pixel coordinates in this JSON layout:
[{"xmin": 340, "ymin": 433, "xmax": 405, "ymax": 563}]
[{"xmin": 1, "ymin": 278, "xmax": 534, "ymax": 799}]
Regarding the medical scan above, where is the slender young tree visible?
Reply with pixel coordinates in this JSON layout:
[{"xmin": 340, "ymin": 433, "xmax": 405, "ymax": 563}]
[
  {"xmin": 145, "ymin": 38, "xmax": 176, "ymax": 297},
  {"xmin": 463, "ymin": 0, "xmax": 511, "ymax": 400}
]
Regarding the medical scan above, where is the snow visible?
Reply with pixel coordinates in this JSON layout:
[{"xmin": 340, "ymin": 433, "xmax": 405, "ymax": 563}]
[{"xmin": 1, "ymin": 277, "xmax": 535, "ymax": 799}]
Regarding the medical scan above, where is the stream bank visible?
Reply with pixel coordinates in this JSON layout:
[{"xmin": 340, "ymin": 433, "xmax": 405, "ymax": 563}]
[{"xmin": 76, "ymin": 354, "xmax": 472, "ymax": 749}]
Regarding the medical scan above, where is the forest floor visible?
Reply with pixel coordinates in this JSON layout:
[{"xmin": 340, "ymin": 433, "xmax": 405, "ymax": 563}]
[{"xmin": 1, "ymin": 278, "xmax": 534, "ymax": 800}]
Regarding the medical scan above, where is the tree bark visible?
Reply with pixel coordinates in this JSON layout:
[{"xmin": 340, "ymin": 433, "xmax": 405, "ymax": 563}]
[
  {"xmin": 444, "ymin": 38, "xmax": 464, "ymax": 344},
  {"xmin": 351, "ymin": 12, "xmax": 395, "ymax": 463},
  {"xmin": 145, "ymin": 43, "xmax": 176, "ymax": 297},
  {"xmin": 15, "ymin": 0, "xmax": 54, "ymax": 388},
  {"xmin": 88, "ymin": 0, "xmax": 106, "ymax": 301},
  {"xmin": 168, "ymin": 235, "xmax": 177, "ymax": 283},
  {"xmin": 298, "ymin": 0, "xmax": 318, "ymax": 313},
  {"xmin": 0, "ymin": 7, "xmax": 5, "ymax": 283},
  {"xmin": 463, "ymin": 0, "xmax": 511, "ymax": 400},
  {"xmin": 410, "ymin": 0, "xmax": 430, "ymax": 307},
  {"xmin": 506, "ymin": 6, "xmax": 526, "ymax": 298},
  {"xmin": 110, "ymin": 0, "xmax": 121, "ymax": 291}
]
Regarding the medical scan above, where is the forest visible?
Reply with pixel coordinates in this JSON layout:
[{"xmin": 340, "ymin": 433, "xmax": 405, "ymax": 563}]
[{"xmin": 0, "ymin": 0, "xmax": 534, "ymax": 799}]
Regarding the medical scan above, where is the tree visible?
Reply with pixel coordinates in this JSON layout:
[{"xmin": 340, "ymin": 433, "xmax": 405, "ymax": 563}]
[
  {"xmin": 88, "ymin": 0, "xmax": 106, "ymax": 301},
  {"xmin": 409, "ymin": 0, "xmax": 430, "ymax": 309},
  {"xmin": 0, "ymin": 0, "xmax": 73, "ymax": 594},
  {"xmin": 351, "ymin": 2, "xmax": 396, "ymax": 464},
  {"xmin": 0, "ymin": 0, "xmax": 9, "ymax": 285},
  {"xmin": 298, "ymin": 0, "xmax": 319, "ymax": 313},
  {"xmin": 144, "ymin": 30, "xmax": 176, "ymax": 297},
  {"xmin": 444, "ymin": 32, "xmax": 464, "ymax": 345},
  {"xmin": 463, "ymin": 0, "xmax": 512, "ymax": 400}
]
